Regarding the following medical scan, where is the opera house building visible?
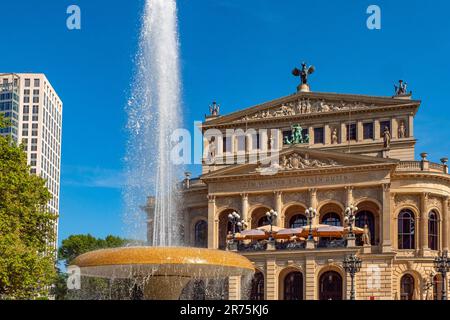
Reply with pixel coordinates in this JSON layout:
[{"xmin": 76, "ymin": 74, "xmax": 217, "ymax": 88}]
[{"xmin": 147, "ymin": 73, "xmax": 450, "ymax": 300}]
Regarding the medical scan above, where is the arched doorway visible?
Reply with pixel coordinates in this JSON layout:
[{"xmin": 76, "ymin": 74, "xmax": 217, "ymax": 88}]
[
  {"xmin": 218, "ymin": 209, "xmax": 235, "ymax": 250},
  {"xmin": 319, "ymin": 271, "xmax": 343, "ymax": 300},
  {"xmin": 283, "ymin": 271, "xmax": 303, "ymax": 300},
  {"xmin": 194, "ymin": 220, "xmax": 208, "ymax": 248},
  {"xmin": 400, "ymin": 274, "xmax": 415, "ymax": 300},
  {"xmin": 250, "ymin": 272, "xmax": 264, "ymax": 300}
]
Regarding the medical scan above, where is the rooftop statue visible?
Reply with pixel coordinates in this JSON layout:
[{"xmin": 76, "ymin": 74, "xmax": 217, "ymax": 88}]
[
  {"xmin": 394, "ymin": 80, "xmax": 412, "ymax": 96},
  {"xmin": 292, "ymin": 62, "xmax": 315, "ymax": 85},
  {"xmin": 209, "ymin": 101, "xmax": 220, "ymax": 116}
]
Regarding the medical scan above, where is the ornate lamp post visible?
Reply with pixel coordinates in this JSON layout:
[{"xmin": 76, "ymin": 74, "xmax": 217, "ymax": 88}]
[
  {"xmin": 265, "ymin": 209, "xmax": 278, "ymax": 241},
  {"xmin": 343, "ymin": 254, "xmax": 362, "ymax": 300},
  {"xmin": 434, "ymin": 250, "xmax": 450, "ymax": 300},
  {"xmin": 345, "ymin": 204, "xmax": 358, "ymax": 247},
  {"xmin": 305, "ymin": 207, "xmax": 317, "ymax": 241}
]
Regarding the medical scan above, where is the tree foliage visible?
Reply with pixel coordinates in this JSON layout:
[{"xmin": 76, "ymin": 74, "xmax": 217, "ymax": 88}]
[
  {"xmin": 58, "ymin": 234, "xmax": 128, "ymax": 266},
  {"xmin": 0, "ymin": 116, "xmax": 57, "ymax": 299},
  {"xmin": 55, "ymin": 234, "xmax": 129, "ymax": 300}
]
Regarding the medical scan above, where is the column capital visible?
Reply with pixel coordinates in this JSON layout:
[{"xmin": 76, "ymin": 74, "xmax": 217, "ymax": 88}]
[
  {"xmin": 422, "ymin": 192, "xmax": 430, "ymax": 200},
  {"xmin": 240, "ymin": 193, "xmax": 249, "ymax": 200},
  {"xmin": 273, "ymin": 191, "xmax": 283, "ymax": 197},
  {"xmin": 345, "ymin": 185, "xmax": 354, "ymax": 191},
  {"xmin": 208, "ymin": 194, "xmax": 216, "ymax": 202},
  {"xmin": 308, "ymin": 188, "xmax": 317, "ymax": 194},
  {"xmin": 382, "ymin": 183, "xmax": 391, "ymax": 192},
  {"xmin": 443, "ymin": 196, "xmax": 450, "ymax": 205}
]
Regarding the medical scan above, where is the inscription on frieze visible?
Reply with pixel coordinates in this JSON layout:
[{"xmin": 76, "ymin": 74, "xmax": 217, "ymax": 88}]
[{"xmin": 209, "ymin": 171, "xmax": 389, "ymax": 194}]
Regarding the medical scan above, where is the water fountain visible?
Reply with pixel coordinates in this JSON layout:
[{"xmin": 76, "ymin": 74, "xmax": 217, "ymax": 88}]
[{"xmin": 70, "ymin": 0, "xmax": 254, "ymax": 300}]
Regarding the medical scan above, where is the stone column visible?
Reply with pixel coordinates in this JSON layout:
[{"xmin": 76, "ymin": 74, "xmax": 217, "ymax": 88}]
[
  {"xmin": 324, "ymin": 124, "xmax": 331, "ymax": 145},
  {"xmin": 421, "ymin": 193, "xmax": 430, "ymax": 254},
  {"xmin": 382, "ymin": 184, "xmax": 393, "ymax": 252},
  {"xmin": 228, "ymin": 276, "xmax": 241, "ymax": 300},
  {"xmin": 345, "ymin": 186, "xmax": 354, "ymax": 207},
  {"xmin": 274, "ymin": 191, "xmax": 283, "ymax": 227},
  {"xmin": 392, "ymin": 119, "xmax": 399, "ymax": 139},
  {"xmin": 341, "ymin": 123, "xmax": 347, "ymax": 143},
  {"xmin": 408, "ymin": 114, "xmax": 414, "ymax": 137},
  {"xmin": 357, "ymin": 121, "xmax": 363, "ymax": 142},
  {"xmin": 241, "ymin": 193, "xmax": 249, "ymax": 226},
  {"xmin": 266, "ymin": 259, "xmax": 277, "ymax": 300},
  {"xmin": 305, "ymin": 255, "xmax": 316, "ymax": 300},
  {"xmin": 309, "ymin": 188, "xmax": 319, "ymax": 224},
  {"xmin": 207, "ymin": 195, "xmax": 217, "ymax": 249},
  {"xmin": 374, "ymin": 119, "xmax": 381, "ymax": 142},
  {"xmin": 443, "ymin": 197, "xmax": 449, "ymax": 251},
  {"xmin": 308, "ymin": 127, "xmax": 314, "ymax": 145}
]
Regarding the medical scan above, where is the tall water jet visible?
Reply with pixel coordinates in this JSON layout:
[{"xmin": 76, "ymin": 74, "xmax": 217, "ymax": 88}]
[{"xmin": 124, "ymin": 0, "xmax": 183, "ymax": 246}]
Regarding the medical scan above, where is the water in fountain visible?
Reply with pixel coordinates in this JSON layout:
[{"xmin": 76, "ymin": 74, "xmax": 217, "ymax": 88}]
[{"xmin": 124, "ymin": 0, "xmax": 183, "ymax": 246}]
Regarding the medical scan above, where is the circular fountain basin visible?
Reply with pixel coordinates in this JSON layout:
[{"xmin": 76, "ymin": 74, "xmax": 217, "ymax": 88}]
[
  {"xmin": 71, "ymin": 246, "xmax": 254, "ymax": 278},
  {"xmin": 70, "ymin": 246, "xmax": 254, "ymax": 299}
]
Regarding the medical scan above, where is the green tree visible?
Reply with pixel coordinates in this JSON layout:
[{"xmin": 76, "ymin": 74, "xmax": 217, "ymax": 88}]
[
  {"xmin": 0, "ymin": 116, "xmax": 57, "ymax": 299},
  {"xmin": 55, "ymin": 234, "xmax": 129, "ymax": 300},
  {"xmin": 58, "ymin": 234, "xmax": 128, "ymax": 266}
]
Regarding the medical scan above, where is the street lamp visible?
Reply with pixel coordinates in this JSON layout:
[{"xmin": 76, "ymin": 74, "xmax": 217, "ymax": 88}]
[
  {"xmin": 265, "ymin": 209, "xmax": 278, "ymax": 241},
  {"xmin": 343, "ymin": 254, "xmax": 362, "ymax": 300},
  {"xmin": 228, "ymin": 211, "xmax": 241, "ymax": 242},
  {"xmin": 434, "ymin": 250, "xmax": 450, "ymax": 300},
  {"xmin": 305, "ymin": 207, "xmax": 317, "ymax": 241},
  {"xmin": 345, "ymin": 204, "xmax": 358, "ymax": 239}
]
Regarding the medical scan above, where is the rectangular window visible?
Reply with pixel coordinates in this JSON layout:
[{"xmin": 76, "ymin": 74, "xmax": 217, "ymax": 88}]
[
  {"xmin": 314, "ymin": 127, "xmax": 324, "ymax": 144},
  {"xmin": 34, "ymin": 79, "xmax": 40, "ymax": 87},
  {"xmin": 380, "ymin": 120, "xmax": 391, "ymax": 137},
  {"xmin": 283, "ymin": 130, "xmax": 292, "ymax": 145},
  {"xmin": 363, "ymin": 122, "xmax": 374, "ymax": 140},
  {"xmin": 222, "ymin": 136, "xmax": 232, "ymax": 153},
  {"xmin": 33, "ymin": 97, "xmax": 39, "ymax": 103},
  {"xmin": 252, "ymin": 133, "xmax": 261, "ymax": 150},
  {"xmin": 25, "ymin": 79, "xmax": 30, "ymax": 87},
  {"xmin": 23, "ymin": 106, "xmax": 30, "ymax": 114},
  {"xmin": 347, "ymin": 123, "xmax": 357, "ymax": 141},
  {"xmin": 32, "ymin": 106, "xmax": 39, "ymax": 114},
  {"xmin": 33, "ymin": 89, "xmax": 39, "ymax": 96},
  {"xmin": 24, "ymin": 89, "xmax": 30, "ymax": 95},
  {"xmin": 24, "ymin": 96, "xmax": 30, "ymax": 103}
]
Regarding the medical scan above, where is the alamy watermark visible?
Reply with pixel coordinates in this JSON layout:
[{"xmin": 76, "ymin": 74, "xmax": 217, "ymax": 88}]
[{"xmin": 67, "ymin": 5, "xmax": 81, "ymax": 30}]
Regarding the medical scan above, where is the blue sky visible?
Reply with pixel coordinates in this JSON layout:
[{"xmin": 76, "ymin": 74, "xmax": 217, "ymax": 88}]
[{"xmin": 1, "ymin": 0, "xmax": 449, "ymax": 244}]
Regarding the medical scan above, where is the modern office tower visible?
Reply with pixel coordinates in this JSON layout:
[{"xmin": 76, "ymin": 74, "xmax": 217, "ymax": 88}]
[{"xmin": 0, "ymin": 73, "xmax": 63, "ymax": 244}]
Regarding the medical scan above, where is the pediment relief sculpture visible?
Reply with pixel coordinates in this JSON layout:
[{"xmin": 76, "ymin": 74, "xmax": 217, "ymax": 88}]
[
  {"xmin": 256, "ymin": 152, "xmax": 339, "ymax": 173},
  {"xmin": 239, "ymin": 99, "xmax": 373, "ymax": 121}
]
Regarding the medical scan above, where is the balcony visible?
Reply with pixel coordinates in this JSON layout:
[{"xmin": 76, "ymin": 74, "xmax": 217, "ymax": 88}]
[{"xmin": 396, "ymin": 154, "xmax": 448, "ymax": 174}]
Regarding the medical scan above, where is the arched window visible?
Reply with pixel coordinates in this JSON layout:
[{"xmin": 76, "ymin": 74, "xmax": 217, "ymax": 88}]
[
  {"xmin": 319, "ymin": 271, "xmax": 343, "ymax": 300},
  {"xmin": 258, "ymin": 216, "xmax": 270, "ymax": 227},
  {"xmin": 250, "ymin": 272, "xmax": 264, "ymax": 300},
  {"xmin": 400, "ymin": 274, "xmax": 415, "ymax": 300},
  {"xmin": 321, "ymin": 212, "xmax": 341, "ymax": 226},
  {"xmin": 355, "ymin": 211, "xmax": 375, "ymax": 245},
  {"xmin": 284, "ymin": 272, "xmax": 303, "ymax": 300},
  {"xmin": 428, "ymin": 211, "xmax": 439, "ymax": 251},
  {"xmin": 194, "ymin": 220, "xmax": 208, "ymax": 248},
  {"xmin": 398, "ymin": 210, "xmax": 415, "ymax": 249},
  {"xmin": 290, "ymin": 214, "xmax": 307, "ymax": 228}
]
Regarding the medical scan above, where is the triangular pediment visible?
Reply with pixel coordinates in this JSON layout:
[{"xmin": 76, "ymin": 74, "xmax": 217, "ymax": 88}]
[
  {"xmin": 204, "ymin": 91, "xmax": 420, "ymax": 127},
  {"xmin": 201, "ymin": 147, "xmax": 398, "ymax": 180}
]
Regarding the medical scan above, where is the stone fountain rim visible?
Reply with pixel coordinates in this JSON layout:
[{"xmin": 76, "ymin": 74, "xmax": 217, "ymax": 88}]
[{"xmin": 71, "ymin": 246, "xmax": 255, "ymax": 272}]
